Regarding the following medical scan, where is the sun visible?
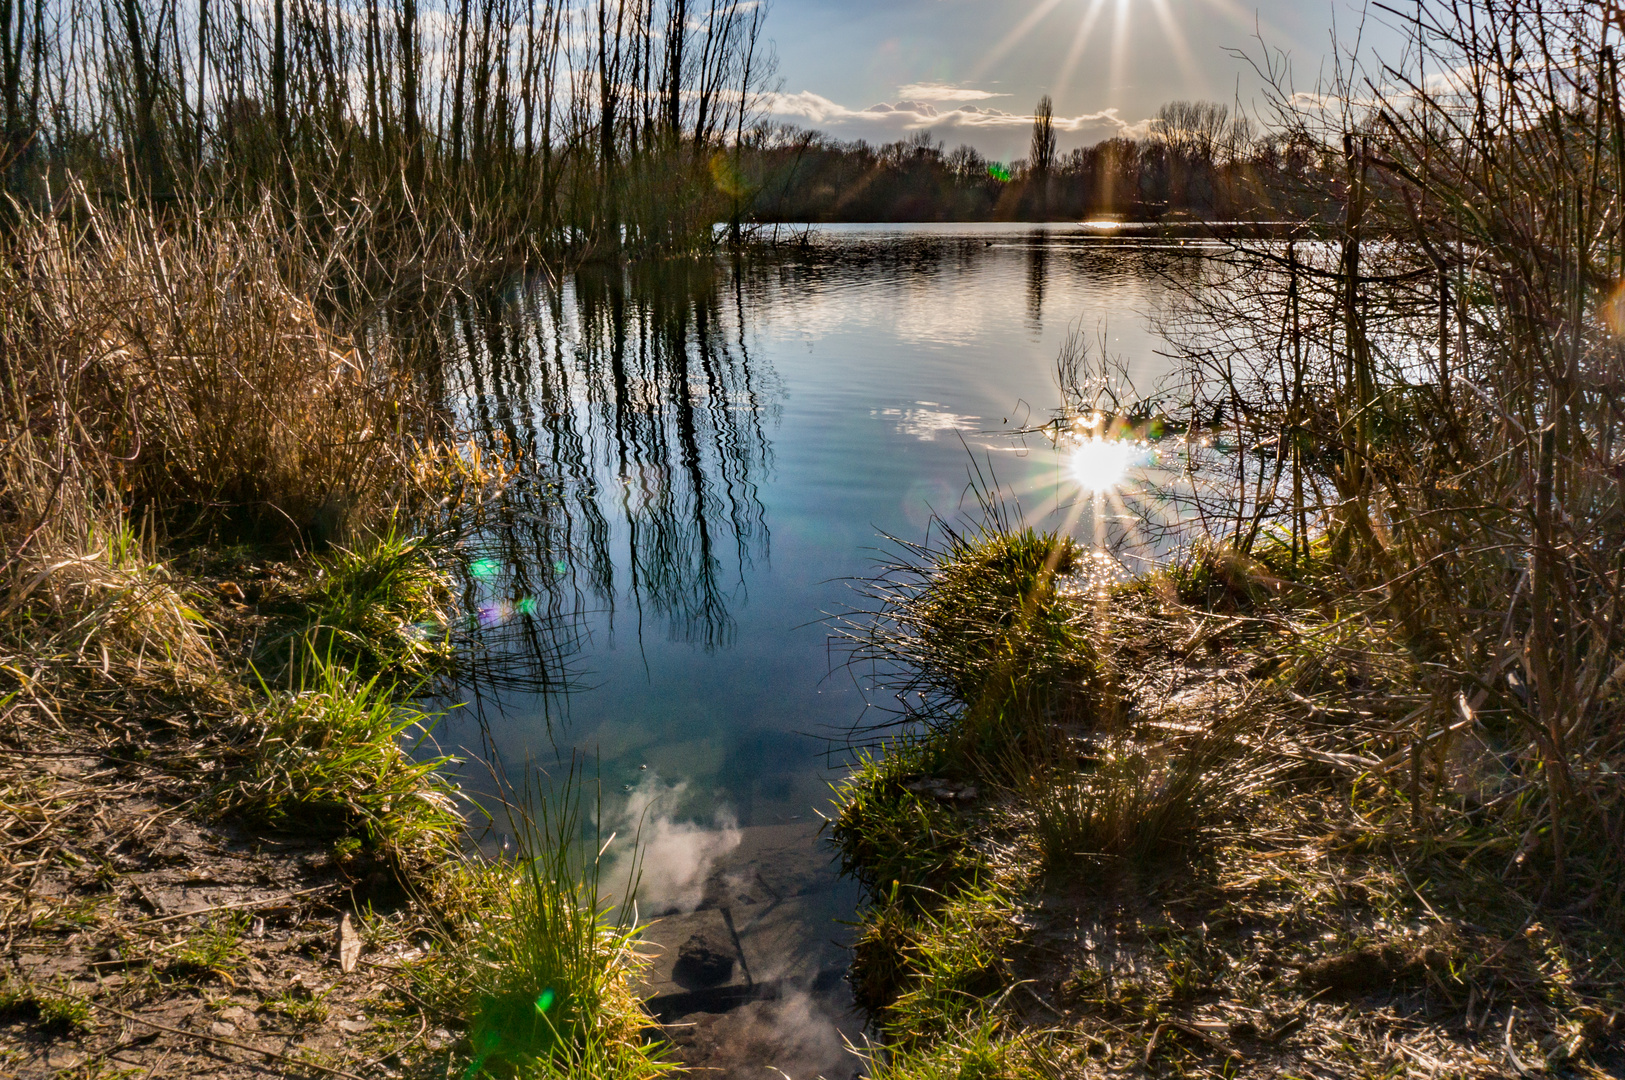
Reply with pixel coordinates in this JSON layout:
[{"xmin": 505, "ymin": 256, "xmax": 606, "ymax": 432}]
[{"xmin": 1068, "ymin": 436, "xmax": 1137, "ymax": 493}]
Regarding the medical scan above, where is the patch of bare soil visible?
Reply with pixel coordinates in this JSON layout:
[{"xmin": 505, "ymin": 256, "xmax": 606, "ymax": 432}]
[
  {"xmin": 995, "ymin": 817, "xmax": 1625, "ymax": 1078},
  {"xmin": 0, "ymin": 704, "xmax": 440, "ymax": 1080}
]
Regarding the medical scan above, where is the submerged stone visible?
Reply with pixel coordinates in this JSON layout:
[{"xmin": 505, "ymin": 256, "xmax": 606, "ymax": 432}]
[{"xmin": 674, "ymin": 933, "xmax": 736, "ymax": 988}]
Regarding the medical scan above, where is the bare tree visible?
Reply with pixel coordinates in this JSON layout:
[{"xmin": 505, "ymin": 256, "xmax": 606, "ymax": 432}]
[
  {"xmin": 1028, "ymin": 93, "xmax": 1055, "ymax": 218},
  {"xmin": 1029, "ymin": 93, "xmax": 1055, "ymax": 175}
]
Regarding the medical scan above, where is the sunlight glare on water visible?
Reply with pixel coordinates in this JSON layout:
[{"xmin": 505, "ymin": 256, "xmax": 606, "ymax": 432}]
[{"xmin": 1069, "ymin": 436, "xmax": 1137, "ymax": 493}]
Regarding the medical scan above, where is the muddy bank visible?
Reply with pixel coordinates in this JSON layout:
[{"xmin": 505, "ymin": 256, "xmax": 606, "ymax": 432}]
[{"xmin": 0, "ymin": 697, "xmax": 440, "ymax": 1078}]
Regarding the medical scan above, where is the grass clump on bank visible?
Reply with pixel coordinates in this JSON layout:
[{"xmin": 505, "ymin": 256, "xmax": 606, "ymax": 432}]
[
  {"xmin": 913, "ymin": 525, "xmax": 1089, "ymax": 706},
  {"xmin": 299, "ymin": 530, "xmax": 455, "ymax": 675},
  {"xmin": 830, "ymin": 743, "xmax": 989, "ymax": 897},
  {"xmin": 848, "ymin": 520, "xmax": 1102, "ymax": 788},
  {"xmin": 850, "ymin": 878, "xmax": 1023, "ymax": 1039},
  {"xmin": 0, "ymin": 517, "xmax": 219, "ymax": 696},
  {"xmin": 1026, "ymin": 722, "xmax": 1266, "ymax": 871},
  {"xmin": 835, "ymin": 519, "xmax": 1145, "ymax": 1075},
  {"xmin": 223, "ymin": 656, "xmax": 462, "ymax": 862},
  {"xmin": 416, "ymin": 778, "xmax": 671, "ymax": 1080},
  {"xmin": 251, "ymin": 526, "xmax": 458, "ymax": 683},
  {"xmin": 858, "ymin": 1020, "xmax": 1049, "ymax": 1080}
]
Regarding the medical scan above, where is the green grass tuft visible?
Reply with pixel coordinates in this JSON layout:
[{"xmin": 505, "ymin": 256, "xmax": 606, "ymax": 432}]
[
  {"xmin": 268, "ymin": 528, "xmax": 454, "ymax": 680},
  {"xmin": 858, "ymin": 1016, "xmax": 1048, "ymax": 1080},
  {"xmin": 858, "ymin": 522, "xmax": 1102, "ymax": 786},
  {"xmin": 224, "ymin": 655, "xmax": 462, "ymax": 861},
  {"xmin": 260, "ymin": 987, "xmax": 332, "ymax": 1026},
  {"xmin": 852, "ymin": 880, "xmax": 1023, "ymax": 1039},
  {"xmin": 0, "ymin": 979, "xmax": 93, "ymax": 1036},
  {"xmin": 417, "ymin": 772, "xmax": 671, "ymax": 1080},
  {"xmin": 830, "ymin": 741, "xmax": 988, "ymax": 899},
  {"xmin": 914, "ymin": 526, "xmax": 1094, "ymax": 717},
  {"xmin": 165, "ymin": 913, "xmax": 249, "ymax": 981}
]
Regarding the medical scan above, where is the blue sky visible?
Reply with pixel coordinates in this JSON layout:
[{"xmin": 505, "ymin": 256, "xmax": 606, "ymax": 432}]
[{"xmin": 760, "ymin": 0, "xmax": 1405, "ymax": 160}]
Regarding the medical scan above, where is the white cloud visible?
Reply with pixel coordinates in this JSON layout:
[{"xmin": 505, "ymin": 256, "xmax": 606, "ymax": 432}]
[
  {"xmin": 874, "ymin": 403, "xmax": 981, "ymax": 442},
  {"xmin": 763, "ymin": 90, "xmax": 1148, "ymax": 152},
  {"xmin": 603, "ymin": 774, "xmax": 741, "ymax": 914},
  {"xmin": 896, "ymin": 82, "xmax": 1008, "ymax": 103}
]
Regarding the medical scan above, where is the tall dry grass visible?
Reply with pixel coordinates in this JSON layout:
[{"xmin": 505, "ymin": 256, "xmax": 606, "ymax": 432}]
[
  {"xmin": 0, "ymin": 191, "xmax": 446, "ymax": 694},
  {"xmin": 1, "ymin": 195, "xmax": 436, "ymax": 539}
]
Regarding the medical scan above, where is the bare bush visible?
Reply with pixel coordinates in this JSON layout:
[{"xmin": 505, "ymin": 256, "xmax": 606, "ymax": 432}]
[{"xmin": 1154, "ymin": 1, "xmax": 1625, "ymax": 893}]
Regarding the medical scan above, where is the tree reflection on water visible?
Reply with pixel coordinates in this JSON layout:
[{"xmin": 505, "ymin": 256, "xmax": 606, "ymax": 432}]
[{"xmin": 433, "ymin": 259, "xmax": 780, "ymax": 711}]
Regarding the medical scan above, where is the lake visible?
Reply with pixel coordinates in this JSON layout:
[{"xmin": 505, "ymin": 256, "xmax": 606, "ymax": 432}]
[{"xmin": 434, "ymin": 223, "xmax": 1214, "ymax": 1077}]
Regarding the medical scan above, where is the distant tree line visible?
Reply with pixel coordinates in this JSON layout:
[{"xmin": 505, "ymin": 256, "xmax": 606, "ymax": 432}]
[{"xmin": 739, "ymin": 100, "xmax": 1336, "ymax": 224}]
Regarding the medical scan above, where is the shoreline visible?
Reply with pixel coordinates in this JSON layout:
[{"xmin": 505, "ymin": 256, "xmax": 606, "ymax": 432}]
[
  {"xmin": 0, "ymin": 544, "xmax": 463, "ymax": 1079},
  {"xmin": 826, "ymin": 527, "xmax": 1625, "ymax": 1078}
]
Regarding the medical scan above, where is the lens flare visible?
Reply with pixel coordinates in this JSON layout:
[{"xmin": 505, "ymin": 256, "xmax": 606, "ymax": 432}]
[
  {"xmin": 1069, "ymin": 437, "xmax": 1137, "ymax": 493},
  {"xmin": 1603, "ymin": 280, "xmax": 1625, "ymax": 339}
]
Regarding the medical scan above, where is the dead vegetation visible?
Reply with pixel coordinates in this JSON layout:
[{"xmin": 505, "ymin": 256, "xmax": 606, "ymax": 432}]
[
  {"xmin": 0, "ymin": 200, "xmax": 663, "ymax": 1078},
  {"xmin": 832, "ymin": 4, "xmax": 1625, "ymax": 1076}
]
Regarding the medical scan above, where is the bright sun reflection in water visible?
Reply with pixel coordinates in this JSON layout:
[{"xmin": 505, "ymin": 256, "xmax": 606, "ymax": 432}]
[{"xmin": 1069, "ymin": 438, "xmax": 1137, "ymax": 493}]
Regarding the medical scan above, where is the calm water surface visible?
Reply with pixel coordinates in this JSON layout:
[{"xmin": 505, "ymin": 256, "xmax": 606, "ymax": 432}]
[{"xmin": 434, "ymin": 223, "xmax": 1211, "ymax": 1070}]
